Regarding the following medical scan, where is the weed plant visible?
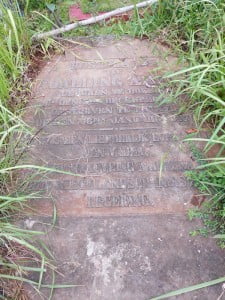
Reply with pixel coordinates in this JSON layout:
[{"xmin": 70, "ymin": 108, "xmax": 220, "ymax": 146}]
[
  {"xmin": 0, "ymin": 1, "xmax": 61, "ymax": 298},
  {"xmin": 150, "ymin": 1, "xmax": 225, "ymax": 241},
  {"xmin": 125, "ymin": 0, "xmax": 225, "ymax": 296}
]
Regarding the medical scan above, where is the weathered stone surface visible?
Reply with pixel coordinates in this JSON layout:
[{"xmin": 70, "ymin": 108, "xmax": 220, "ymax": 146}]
[
  {"xmin": 26, "ymin": 37, "xmax": 195, "ymax": 216},
  {"xmin": 24, "ymin": 37, "xmax": 225, "ymax": 299},
  {"xmin": 25, "ymin": 215, "xmax": 224, "ymax": 299}
]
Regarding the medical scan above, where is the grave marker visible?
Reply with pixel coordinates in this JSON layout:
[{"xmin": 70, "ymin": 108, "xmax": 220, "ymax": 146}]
[{"xmin": 25, "ymin": 38, "xmax": 225, "ymax": 299}]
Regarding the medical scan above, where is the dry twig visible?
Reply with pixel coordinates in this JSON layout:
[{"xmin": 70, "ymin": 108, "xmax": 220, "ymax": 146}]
[{"xmin": 32, "ymin": 0, "xmax": 158, "ymax": 41}]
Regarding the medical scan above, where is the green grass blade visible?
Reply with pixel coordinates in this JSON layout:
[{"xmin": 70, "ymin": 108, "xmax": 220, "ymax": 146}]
[
  {"xmin": 214, "ymin": 234, "xmax": 225, "ymax": 239},
  {"xmin": 38, "ymin": 257, "xmax": 45, "ymax": 290},
  {"xmin": 0, "ymin": 261, "xmax": 46, "ymax": 272},
  {"xmin": 150, "ymin": 276, "xmax": 225, "ymax": 300},
  {"xmin": 0, "ymin": 164, "xmax": 82, "ymax": 177},
  {"xmin": 165, "ymin": 65, "xmax": 209, "ymax": 78},
  {"xmin": 0, "ymin": 274, "xmax": 83, "ymax": 288},
  {"xmin": 48, "ymin": 269, "xmax": 55, "ymax": 300}
]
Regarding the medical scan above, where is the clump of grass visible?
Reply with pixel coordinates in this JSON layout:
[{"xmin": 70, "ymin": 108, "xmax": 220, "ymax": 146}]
[
  {"xmin": 78, "ymin": 0, "xmax": 138, "ymax": 14},
  {"xmin": 128, "ymin": 0, "xmax": 225, "ymax": 51},
  {"xmin": 163, "ymin": 6, "xmax": 225, "ymax": 241},
  {"xmin": 118, "ymin": 0, "xmax": 225, "ymax": 241},
  {"xmin": 0, "ymin": 1, "xmax": 59, "ymax": 298},
  {"xmin": 132, "ymin": 1, "xmax": 225, "ymax": 297}
]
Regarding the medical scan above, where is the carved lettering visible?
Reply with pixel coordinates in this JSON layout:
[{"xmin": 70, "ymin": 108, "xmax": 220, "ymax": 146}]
[
  {"xmin": 88, "ymin": 146, "xmax": 150, "ymax": 158},
  {"xmin": 47, "ymin": 74, "xmax": 125, "ymax": 89},
  {"xmin": 89, "ymin": 133, "xmax": 175, "ymax": 144},
  {"xmin": 41, "ymin": 115, "xmax": 161, "ymax": 127},
  {"xmin": 87, "ymin": 194, "xmax": 153, "ymax": 208},
  {"xmin": 55, "ymin": 176, "xmax": 191, "ymax": 190},
  {"xmin": 31, "ymin": 49, "xmax": 194, "ymax": 214},
  {"xmin": 38, "ymin": 133, "xmax": 178, "ymax": 147},
  {"xmin": 48, "ymin": 161, "xmax": 193, "ymax": 174},
  {"xmin": 42, "ymin": 94, "xmax": 160, "ymax": 106}
]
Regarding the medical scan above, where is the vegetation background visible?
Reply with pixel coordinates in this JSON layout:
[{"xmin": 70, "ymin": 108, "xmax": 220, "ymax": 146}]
[{"xmin": 0, "ymin": 0, "xmax": 224, "ymax": 299}]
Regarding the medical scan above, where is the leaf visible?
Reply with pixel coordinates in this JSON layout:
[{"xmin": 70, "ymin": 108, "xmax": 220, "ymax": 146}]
[
  {"xmin": 186, "ymin": 128, "xmax": 198, "ymax": 134},
  {"xmin": 190, "ymin": 195, "xmax": 206, "ymax": 207},
  {"xmin": 46, "ymin": 4, "xmax": 56, "ymax": 13}
]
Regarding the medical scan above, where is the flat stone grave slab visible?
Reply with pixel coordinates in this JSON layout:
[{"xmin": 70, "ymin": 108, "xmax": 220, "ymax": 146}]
[{"xmin": 23, "ymin": 37, "xmax": 225, "ymax": 299}]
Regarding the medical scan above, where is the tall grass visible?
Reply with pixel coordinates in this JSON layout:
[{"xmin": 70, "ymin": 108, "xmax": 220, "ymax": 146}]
[
  {"xmin": 0, "ymin": 1, "xmax": 57, "ymax": 298},
  {"xmin": 113, "ymin": 0, "xmax": 225, "ymax": 238},
  {"xmin": 156, "ymin": 2, "xmax": 225, "ymax": 239},
  {"xmin": 127, "ymin": 0, "xmax": 225, "ymax": 297}
]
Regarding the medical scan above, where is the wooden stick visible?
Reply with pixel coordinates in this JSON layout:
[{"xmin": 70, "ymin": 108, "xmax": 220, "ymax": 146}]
[{"xmin": 32, "ymin": 0, "xmax": 158, "ymax": 41}]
